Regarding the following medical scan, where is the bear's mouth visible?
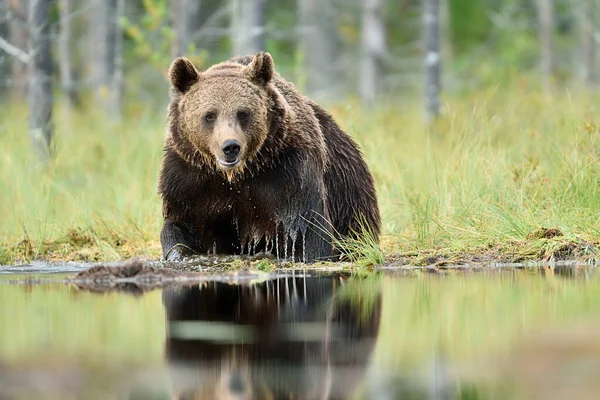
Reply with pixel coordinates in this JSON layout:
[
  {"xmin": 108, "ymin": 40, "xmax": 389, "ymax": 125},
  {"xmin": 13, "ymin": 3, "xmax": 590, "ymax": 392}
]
[
  {"xmin": 217, "ymin": 158, "xmax": 242, "ymax": 183},
  {"xmin": 217, "ymin": 158, "xmax": 240, "ymax": 168}
]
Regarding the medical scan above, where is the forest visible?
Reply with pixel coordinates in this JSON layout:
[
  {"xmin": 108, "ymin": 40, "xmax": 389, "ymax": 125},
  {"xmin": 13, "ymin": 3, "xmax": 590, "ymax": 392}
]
[{"xmin": 1, "ymin": 0, "xmax": 599, "ymax": 265}]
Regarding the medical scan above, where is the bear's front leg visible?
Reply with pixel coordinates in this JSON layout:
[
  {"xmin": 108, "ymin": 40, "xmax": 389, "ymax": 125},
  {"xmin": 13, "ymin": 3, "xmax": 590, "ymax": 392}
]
[
  {"xmin": 279, "ymin": 173, "xmax": 333, "ymax": 263},
  {"xmin": 160, "ymin": 220, "xmax": 199, "ymax": 261},
  {"xmin": 298, "ymin": 199, "xmax": 335, "ymax": 263}
]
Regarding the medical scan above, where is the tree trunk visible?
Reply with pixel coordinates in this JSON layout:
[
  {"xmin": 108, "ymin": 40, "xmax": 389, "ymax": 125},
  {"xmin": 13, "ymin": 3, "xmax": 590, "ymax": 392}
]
[
  {"xmin": 537, "ymin": 0, "xmax": 554, "ymax": 90},
  {"xmin": 359, "ymin": 0, "xmax": 385, "ymax": 102},
  {"xmin": 28, "ymin": 0, "xmax": 53, "ymax": 162},
  {"xmin": 9, "ymin": 0, "xmax": 28, "ymax": 99},
  {"xmin": 187, "ymin": 0, "xmax": 201, "ymax": 39},
  {"xmin": 58, "ymin": 0, "xmax": 77, "ymax": 108},
  {"xmin": 0, "ymin": 0, "xmax": 9, "ymax": 100},
  {"xmin": 171, "ymin": 0, "xmax": 201, "ymax": 58},
  {"xmin": 298, "ymin": 0, "xmax": 338, "ymax": 101},
  {"xmin": 231, "ymin": 0, "xmax": 265, "ymax": 56},
  {"xmin": 578, "ymin": 0, "xmax": 595, "ymax": 85},
  {"xmin": 111, "ymin": 0, "xmax": 124, "ymax": 118},
  {"xmin": 170, "ymin": 0, "xmax": 187, "ymax": 58},
  {"xmin": 91, "ymin": 0, "xmax": 121, "ymax": 117},
  {"xmin": 423, "ymin": 0, "xmax": 441, "ymax": 122}
]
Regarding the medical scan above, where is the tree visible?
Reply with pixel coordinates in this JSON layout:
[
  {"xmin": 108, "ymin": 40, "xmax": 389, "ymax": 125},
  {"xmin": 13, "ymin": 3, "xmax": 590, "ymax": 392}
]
[
  {"xmin": 231, "ymin": 0, "xmax": 265, "ymax": 56},
  {"xmin": 297, "ymin": 0, "xmax": 339, "ymax": 101},
  {"xmin": 58, "ymin": 0, "xmax": 77, "ymax": 108},
  {"xmin": 537, "ymin": 0, "xmax": 554, "ymax": 90},
  {"xmin": 359, "ymin": 0, "xmax": 386, "ymax": 102},
  {"xmin": 90, "ymin": 0, "xmax": 123, "ymax": 118},
  {"xmin": 0, "ymin": 0, "xmax": 8, "ymax": 99},
  {"xmin": 171, "ymin": 0, "xmax": 192, "ymax": 58},
  {"xmin": 8, "ymin": 0, "xmax": 28, "ymax": 99},
  {"xmin": 171, "ymin": 0, "xmax": 203, "ymax": 58},
  {"xmin": 28, "ymin": 0, "xmax": 53, "ymax": 162},
  {"xmin": 577, "ymin": 0, "xmax": 596, "ymax": 85},
  {"xmin": 423, "ymin": 0, "xmax": 441, "ymax": 122}
]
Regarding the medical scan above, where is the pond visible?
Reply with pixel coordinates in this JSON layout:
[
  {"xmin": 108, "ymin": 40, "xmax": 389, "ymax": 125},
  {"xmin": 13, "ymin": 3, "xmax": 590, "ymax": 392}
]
[{"xmin": 0, "ymin": 263, "xmax": 599, "ymax": 399}]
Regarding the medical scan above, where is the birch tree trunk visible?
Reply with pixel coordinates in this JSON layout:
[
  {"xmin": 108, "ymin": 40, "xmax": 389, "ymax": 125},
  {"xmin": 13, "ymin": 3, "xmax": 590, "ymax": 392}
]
[
  {"xmin": 0, "ymin": 0, "xmax": 9, "ymax": 99},
  {"xmin": 578, "ymin": 0, "xmax": 595, "ymax": 85},
  {"xmin": 231, "ymin": 0, "xmax": 265, "ymax": 56},
  {"xmin": 91, "ymin": 0, "xmax": 122, "ymax": 117},
  {"xmin": 537, "ymin": 0, "xmax": 554, "ymax": 90},
  {"xmin": 171, "ymin": 0, "xmax": 202, "ymax": 58},
  {"xmin": 9, "ymin": 0, "xmax": 28, "ymax": 99},
  {"xmin": 111, "ymin": 0, "xmax": 124, "ymax": 118},
  {"xmin": 59, "ymin": 0, "xmax": 77, "ymax": 108},
  {"xmin": 171, "ymin": 0, "xmax": 187, "ymax": 58},
  {"xmin": 359, "ymin": 0, "xmax": 385, "ymax": 102},
  {"xmin": 28, "ymin": 0, "xmax": 53, "ymax": 162},
  {"xmin": 298, "ymin": 0, "xmax": 338, "ymax": 101},
  {"xmin": 423, "ymin": 0, "xmax": 441, "ymax": 122}
]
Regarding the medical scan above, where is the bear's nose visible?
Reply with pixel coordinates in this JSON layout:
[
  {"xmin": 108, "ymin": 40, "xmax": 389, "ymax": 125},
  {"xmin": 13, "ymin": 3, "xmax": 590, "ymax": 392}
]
[{"xmin": 222, "ymin": 140, "xmax": 241, "ymax": 160}]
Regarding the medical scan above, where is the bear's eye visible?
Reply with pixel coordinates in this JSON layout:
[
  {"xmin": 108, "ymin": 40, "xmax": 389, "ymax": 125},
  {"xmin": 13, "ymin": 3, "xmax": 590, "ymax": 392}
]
[
  {"xmin": 204, "ymin": 112, "xmax": 216, "ymax": 123},
  {"xmin": 236, "ymin": 110, "xmax": 251, "ymax": 124}
]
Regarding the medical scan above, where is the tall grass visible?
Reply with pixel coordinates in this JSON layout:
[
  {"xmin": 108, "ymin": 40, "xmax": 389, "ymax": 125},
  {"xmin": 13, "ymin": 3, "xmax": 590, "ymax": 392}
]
[
  {"xmin": 2, "ymin": 83, "xmax": 600, "ymax": 263},
  {"xmin": 0, "ymin": 106, "xmax": 164, "ymax": 262},
  {"xmin": 334, "ymin": 86, "xmax": 600, "ymax": 262}
]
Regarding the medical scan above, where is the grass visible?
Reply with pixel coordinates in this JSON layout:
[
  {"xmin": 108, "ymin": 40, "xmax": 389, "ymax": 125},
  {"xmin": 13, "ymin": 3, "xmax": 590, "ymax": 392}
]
[{"xmin": 2, "ymin": 81, "xmax": 600, "ymax": 265}]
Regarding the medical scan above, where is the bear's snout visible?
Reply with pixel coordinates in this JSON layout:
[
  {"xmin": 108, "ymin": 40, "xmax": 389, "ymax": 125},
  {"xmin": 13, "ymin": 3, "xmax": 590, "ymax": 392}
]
[{"xmin": 222, "ymin": 140, "xmax": 241, "ymax": 162}]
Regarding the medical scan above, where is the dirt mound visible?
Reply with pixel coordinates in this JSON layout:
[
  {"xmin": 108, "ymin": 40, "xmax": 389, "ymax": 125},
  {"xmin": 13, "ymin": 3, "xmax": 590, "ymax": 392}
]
[
  {"xmin": 72, "ymin": 260, "xmax": 195, "ymax": 294},
  {"xmin": 75, "ymin": 260, "xmax": 183, "ymax": 280},
  {"xmin": 526, "ymin": 227, "xmax": 564, "ymax": 240}
]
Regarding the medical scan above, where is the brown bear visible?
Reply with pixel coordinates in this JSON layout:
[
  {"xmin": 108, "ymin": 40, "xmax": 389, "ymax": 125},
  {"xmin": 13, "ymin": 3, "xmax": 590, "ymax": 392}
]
[{"xmin": 158, "ymin": 52, "xmax": 380, "ymax": 263}]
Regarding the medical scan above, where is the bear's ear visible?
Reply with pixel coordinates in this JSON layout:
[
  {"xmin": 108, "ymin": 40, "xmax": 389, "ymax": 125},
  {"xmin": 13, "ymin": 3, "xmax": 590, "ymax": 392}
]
[
  {"xmin": 245, "ymin": 52, "xmax": 274, "ymax": 86},
  {"xmin": 169, "ymin": 57, "xmax": 200, "ymax": 94}
]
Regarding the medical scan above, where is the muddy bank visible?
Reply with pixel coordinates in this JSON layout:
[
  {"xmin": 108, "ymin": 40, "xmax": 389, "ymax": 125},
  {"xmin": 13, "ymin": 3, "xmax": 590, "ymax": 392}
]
[
  {"xmin": 0, "ymin": 258, "xmax": 330, "ymax": 294},
  {"xmin": 1, "ymin": 257, "xmax": 597, "ymax": 295}
]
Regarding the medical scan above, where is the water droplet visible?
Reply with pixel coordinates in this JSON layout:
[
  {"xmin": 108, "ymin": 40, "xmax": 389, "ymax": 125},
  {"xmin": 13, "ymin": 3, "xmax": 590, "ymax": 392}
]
[
  {"xmin": 265, "ymin": 232, "xmax": 271, "ymax": 254},
  {"xmin": 290, "ymin": 229, "xmax": 297, "ymax": 261},
  {"xmin": 275, "ymin": 223, "xmax": 280, "ymax": 260},
  {"xmin": 252, "ymin": 233, "xmax": 261, "ymax": 256},
  {"xmin": 302, "ymin": 232, "xmax": 306, "ymax": 263}
]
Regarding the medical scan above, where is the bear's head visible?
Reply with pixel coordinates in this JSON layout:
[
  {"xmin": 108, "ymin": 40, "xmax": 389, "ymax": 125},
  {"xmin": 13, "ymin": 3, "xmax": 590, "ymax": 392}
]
[{"xmin": 168, "ymin": 52, "xmax": 281, "ymax": 182}]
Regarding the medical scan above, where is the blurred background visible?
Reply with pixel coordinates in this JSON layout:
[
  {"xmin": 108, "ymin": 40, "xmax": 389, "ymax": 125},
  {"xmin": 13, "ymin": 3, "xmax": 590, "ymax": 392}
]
[
  {"xmin": 2, "ymin": 0, "xmax": 600, "ymax": 264},
  {"xmin": 1, "ymin": 0, "xmax": 596, "ymax": 140}
]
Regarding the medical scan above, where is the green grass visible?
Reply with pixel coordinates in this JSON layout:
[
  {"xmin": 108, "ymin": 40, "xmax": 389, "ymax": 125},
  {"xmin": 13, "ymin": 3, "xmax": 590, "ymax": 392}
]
[
  {"xmin": 0, "ymin": 105, "xmax": 164, "ymax": 262},
  {"xmin": 2, "ymin": 83, "xmax": 600, "ymax": 264}
]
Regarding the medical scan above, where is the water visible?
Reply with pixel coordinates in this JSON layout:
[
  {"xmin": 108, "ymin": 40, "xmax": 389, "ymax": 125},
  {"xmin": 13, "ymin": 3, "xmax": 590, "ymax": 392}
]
[{"xmin": 0, "ymin": 264, "xmax": 599, "ymax": 398}]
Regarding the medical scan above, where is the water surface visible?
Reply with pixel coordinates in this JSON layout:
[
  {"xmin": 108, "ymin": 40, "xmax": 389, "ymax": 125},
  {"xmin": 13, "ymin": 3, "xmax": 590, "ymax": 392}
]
[{"xmin": 1, "ymin": 264, "xmax": 599, "ymax": 399}]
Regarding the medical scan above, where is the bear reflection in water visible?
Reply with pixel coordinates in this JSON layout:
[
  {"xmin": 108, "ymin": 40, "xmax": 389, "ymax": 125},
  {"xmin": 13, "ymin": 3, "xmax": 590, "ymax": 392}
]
[{"xmin": 162, "ymin": 273, "xmax": 381, "ymax": 399}]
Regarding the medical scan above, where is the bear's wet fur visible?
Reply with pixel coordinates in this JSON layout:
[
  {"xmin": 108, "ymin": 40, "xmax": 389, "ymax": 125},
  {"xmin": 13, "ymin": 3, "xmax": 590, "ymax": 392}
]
[{"xmin": 159, "ymin": 52, "xmax": 380, "ymax": 263}]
